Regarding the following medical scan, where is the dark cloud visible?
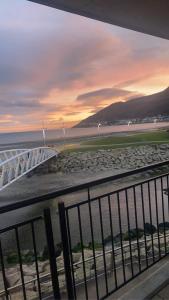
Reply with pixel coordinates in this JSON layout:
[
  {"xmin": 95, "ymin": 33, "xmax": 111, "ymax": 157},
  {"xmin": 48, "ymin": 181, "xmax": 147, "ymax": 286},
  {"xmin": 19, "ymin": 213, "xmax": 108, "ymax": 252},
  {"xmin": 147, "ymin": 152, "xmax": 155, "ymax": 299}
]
[
  {"xmin": 90, "ymin": 107, "xmax": 104, "ymax": 114},
  {"xmin": 76, "ymin": 88, "xmax": 136, "ymax": 106},
  {"xmin": 65, "ymin": 111, "xmax": 82, "ymax": 116},
  {"xmin": 0, "ymin": 20, "xmax": 126, "ymax": 119},
  {"xmin": 0, "ymin": 91, "xmax": 58, "ymax": 116},
  {"xmin": 114, "ymin": 75, "xmax": 154, "ymax": 89},
  {"xmin": 1, "ymin": 99, "xmax": 40, "ymax": 108},
  {"xmin": 0, "ymin": 22, "xmax": 122, "ymax": 110}
]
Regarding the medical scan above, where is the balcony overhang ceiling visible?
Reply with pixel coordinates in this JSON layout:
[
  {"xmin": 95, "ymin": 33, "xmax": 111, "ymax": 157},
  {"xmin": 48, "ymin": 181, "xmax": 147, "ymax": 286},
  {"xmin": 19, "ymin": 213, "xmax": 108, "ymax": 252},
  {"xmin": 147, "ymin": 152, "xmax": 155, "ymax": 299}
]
[{"xmin": 28, "ymin": 0, "xmax": 169, "ymax": 40}]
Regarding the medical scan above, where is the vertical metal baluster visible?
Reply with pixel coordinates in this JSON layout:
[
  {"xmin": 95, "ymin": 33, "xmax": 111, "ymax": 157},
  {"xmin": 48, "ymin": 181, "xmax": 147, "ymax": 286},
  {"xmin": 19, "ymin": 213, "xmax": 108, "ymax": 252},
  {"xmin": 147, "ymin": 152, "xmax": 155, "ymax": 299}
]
[
  {"xmin": 167, "ymin": 175, "xmax": 169, "ymax": 221},
  {"xmin": 0, "ymin": 240, "xmax": 9, "ymax": 300},
  {"xmin": 66, "ymin": 209, "xmax": 77, "ymax": 300},
  {"xmin": 15, "ymin": 227, "xmax": 27, "ymax": 300},
  {"xmin": 44, "ymin": 209, "xmax": 61, "ymax": 300},
  {"xmin": 58, "ymin": 202, "xmax": 75, "ymax": 300},
  {"xmin": 31, "ymin": 222, "xmax": 42, "ymax": 299},
  {"xmin": 77, "ymin": 206, "xmax": 88, "ymax": 300},
  {"xmin": 141, "ymin": 184, "xmax": 149, "ymax": 268},
  {"xmin": 98, "ymin": 198, "xmax": 108, "ymax": 294},
  {"xmin": 154, "ymin": 179, "xmax": 161, "ymax": 259},
  {"xmin": 167, "ymin": 175, "xmax": 169, "ymax": 255},
  {"xmin": 88, "ymin": 188, "xmax": 99, "ymax": 300},
  {"xmin": 125, "ymin": 189, "xmax": 134, "ymax": 277},
  {"xmin": 133, "ymin": 186, "xmax": 141, "ymax": 273},
  {"xmin": 117, "ymin": 192, "xmax": 126, "ymax": 283},
  {"xmin": 160, "ymin": 177, "xmax": 167, "ymax": 254},
  {"xmin": 147, "ymin": 181, "xmax": 155, "ymax": 263},
  {"xmin": 108, "ymin": 195, "xmax": 118, "ymax": 290}
]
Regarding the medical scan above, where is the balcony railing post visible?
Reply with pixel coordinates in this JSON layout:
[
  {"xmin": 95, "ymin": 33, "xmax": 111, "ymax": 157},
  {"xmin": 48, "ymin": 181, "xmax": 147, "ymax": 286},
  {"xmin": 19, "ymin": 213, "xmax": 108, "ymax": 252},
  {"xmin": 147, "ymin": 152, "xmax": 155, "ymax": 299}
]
[
  {"xmin": 44, "ymin": 208, "xmax": 61, "ymax": 300},
  {"xmin": 58, "ymin": 201, "xmax": 75, "ymax": 300}
]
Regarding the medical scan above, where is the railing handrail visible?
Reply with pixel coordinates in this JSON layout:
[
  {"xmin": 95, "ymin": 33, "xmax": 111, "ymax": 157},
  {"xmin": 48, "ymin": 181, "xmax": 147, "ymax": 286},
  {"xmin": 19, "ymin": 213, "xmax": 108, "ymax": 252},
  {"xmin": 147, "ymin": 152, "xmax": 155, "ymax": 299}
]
[
  {"xmin": 0, "ymin": 147, "xmax": 54, "ymax": 153},
  {"xmin": 0, "ymin": 149, "xmax": 28, "ymax": 154},
  {"xmin": 0, "ymin": 159, "xmax": 169, "ymax": 214}
]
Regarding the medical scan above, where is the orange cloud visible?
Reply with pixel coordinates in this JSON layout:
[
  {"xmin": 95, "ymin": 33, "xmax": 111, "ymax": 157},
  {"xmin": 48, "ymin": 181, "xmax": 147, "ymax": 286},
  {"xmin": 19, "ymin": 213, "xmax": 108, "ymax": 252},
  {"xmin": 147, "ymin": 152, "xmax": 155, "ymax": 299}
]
[{"xmin": 0, "ymin": 1, "xmax": 169, "ymax": 132}]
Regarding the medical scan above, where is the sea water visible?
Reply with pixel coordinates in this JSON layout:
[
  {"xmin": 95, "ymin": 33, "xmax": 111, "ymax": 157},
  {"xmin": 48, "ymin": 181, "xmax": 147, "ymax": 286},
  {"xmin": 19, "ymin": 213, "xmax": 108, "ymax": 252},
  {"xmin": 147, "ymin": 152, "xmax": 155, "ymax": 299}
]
[{"xmin": 0, "ymin": 122, "xmax": 169, "ymax": 150}]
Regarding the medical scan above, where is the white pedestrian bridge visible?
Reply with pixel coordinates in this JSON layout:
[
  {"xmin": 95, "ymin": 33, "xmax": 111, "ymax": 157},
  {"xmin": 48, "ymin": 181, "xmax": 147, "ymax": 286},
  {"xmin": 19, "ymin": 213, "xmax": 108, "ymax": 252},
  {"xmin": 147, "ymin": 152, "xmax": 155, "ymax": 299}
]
[{"xmin": 0, "ymin": 147, "xmax": 57, "ymax": 191}]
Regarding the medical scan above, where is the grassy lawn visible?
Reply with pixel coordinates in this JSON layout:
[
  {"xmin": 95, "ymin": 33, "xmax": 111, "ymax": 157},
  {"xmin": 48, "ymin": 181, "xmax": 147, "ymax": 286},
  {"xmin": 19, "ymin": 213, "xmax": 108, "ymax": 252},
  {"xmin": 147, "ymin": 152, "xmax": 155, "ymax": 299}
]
[
  {"xmin": 63, "ymin": 130, "xmax": 169, "ymax": 153},
  {"xmin": 83, "ymin": 130, "xmax": 169, "ymax": 146}
]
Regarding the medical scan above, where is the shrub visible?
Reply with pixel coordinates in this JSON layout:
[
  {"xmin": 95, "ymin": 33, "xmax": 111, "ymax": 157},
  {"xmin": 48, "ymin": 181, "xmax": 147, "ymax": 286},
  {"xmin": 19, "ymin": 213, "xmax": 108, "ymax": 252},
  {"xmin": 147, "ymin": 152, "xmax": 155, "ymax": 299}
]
[
  {"xmin": 144, "ymin": 223, "xmax": 156, "ymax": 234},
  {"xmin": 123, "ymin": 228, "xmax": 144, "ymax": 241},
  {"xmin": 158, "ymin": 222, "xmax": 169, "ymax": 232}
]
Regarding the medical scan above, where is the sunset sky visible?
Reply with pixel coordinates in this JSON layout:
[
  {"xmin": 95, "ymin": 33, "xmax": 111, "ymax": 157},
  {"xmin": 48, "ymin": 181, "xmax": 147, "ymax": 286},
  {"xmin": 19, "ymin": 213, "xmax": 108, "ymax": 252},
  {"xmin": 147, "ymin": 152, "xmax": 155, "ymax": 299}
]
[{"xmin": 0, "ymin": 0, "xmax": 169, "ymax": 133}]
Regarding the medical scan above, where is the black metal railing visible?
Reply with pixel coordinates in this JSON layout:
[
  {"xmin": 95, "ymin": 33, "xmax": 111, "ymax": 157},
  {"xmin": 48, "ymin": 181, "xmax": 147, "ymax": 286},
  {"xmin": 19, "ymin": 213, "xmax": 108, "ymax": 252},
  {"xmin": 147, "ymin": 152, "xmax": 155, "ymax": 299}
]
[
  {"xmin": 0, "ymin": 213, "xmax": 61, "ymax": 300},
  {"xmin": 63, "ymin": 174, "xmax": 169, "ymax": 299},
  {"xmin": 0, "ymin": 160, "xmax": 169, "ymax": 299}
]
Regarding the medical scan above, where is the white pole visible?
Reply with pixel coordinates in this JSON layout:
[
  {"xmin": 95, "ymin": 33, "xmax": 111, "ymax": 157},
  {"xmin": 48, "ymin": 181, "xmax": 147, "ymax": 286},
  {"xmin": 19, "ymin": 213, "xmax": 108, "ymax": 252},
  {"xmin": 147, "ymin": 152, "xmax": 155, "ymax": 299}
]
[
  {"xmin": 62, "ymin": 127, "xmax": 66, "ymax": 137},
  {"xmin": 97, "ymin": 123, "xmax": 101, "ymax": 133},
  {"xmin": 42, "ymin": 128, "xmax": 46, "ymax": 146}
]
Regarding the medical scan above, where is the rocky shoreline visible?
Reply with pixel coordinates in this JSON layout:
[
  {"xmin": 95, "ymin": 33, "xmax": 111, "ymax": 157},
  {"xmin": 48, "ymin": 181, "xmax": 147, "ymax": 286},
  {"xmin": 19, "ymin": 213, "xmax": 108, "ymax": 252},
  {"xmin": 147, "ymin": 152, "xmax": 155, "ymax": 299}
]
[{"xmin": 48, "ymin": 144, "xmax": 169, "ymax": 175}]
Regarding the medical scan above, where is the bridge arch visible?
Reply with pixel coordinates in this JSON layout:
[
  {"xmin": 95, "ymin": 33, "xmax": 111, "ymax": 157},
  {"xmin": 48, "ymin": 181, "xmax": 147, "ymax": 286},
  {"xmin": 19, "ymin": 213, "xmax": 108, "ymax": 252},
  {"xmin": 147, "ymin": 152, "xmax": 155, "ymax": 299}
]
[{"xmin": 0, "ymin": 147, "xmax": 58, "ymax": 191}]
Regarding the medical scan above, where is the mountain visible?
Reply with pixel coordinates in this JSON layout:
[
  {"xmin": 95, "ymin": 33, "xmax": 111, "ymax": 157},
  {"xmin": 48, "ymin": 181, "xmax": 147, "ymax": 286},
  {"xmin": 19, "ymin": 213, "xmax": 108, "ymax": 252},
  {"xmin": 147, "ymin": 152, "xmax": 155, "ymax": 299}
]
[{"xmin": 75, "ymin": 87, "xmax": 169, "ymax": 127}]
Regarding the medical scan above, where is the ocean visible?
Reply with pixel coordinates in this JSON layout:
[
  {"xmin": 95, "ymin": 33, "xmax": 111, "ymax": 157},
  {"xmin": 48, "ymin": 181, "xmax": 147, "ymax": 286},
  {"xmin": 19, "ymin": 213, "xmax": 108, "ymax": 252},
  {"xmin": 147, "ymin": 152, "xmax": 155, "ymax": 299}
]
[{"xmin": 0, "ymin": 122, "xmax": 169, "ymax": 150}]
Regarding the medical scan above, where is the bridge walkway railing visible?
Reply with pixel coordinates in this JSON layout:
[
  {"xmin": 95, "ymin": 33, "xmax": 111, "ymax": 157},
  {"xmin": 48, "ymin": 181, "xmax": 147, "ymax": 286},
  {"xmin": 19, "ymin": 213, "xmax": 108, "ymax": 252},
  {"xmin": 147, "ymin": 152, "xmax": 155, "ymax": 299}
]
[{"xmin": 0, "ymin": 147, "xmax": 57, "ymax": 191}]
